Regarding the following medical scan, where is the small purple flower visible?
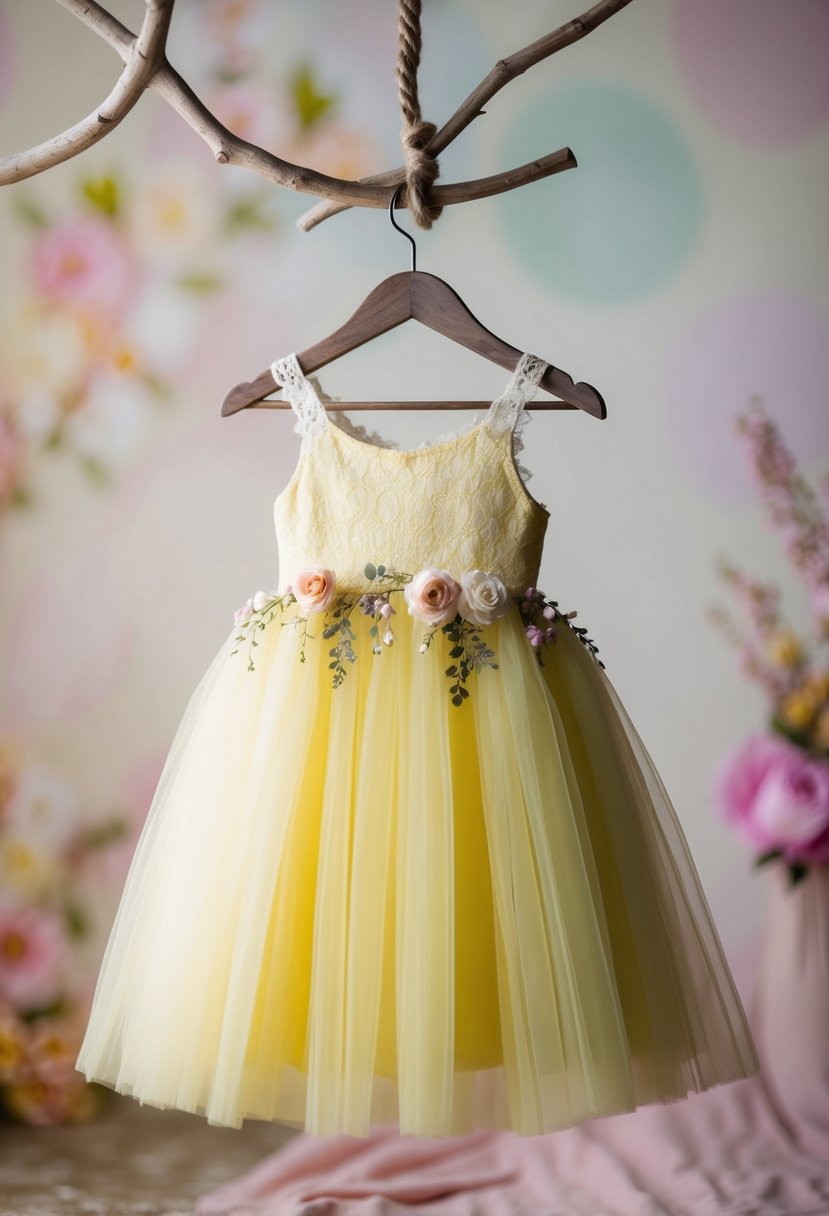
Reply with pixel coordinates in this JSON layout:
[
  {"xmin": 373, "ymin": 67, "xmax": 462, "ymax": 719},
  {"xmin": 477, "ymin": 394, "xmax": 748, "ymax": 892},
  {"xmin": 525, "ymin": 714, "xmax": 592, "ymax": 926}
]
[
  {"xmin": 524, "ymin": 587, "xmax": 537, "ymax": 600},
  {"xmin": 542, "ymin": 604, "xmax": 556, "ymax": 620},
  {"xmin": 379, "ymin": 599, "xmax": 395, "ymax": 618}
]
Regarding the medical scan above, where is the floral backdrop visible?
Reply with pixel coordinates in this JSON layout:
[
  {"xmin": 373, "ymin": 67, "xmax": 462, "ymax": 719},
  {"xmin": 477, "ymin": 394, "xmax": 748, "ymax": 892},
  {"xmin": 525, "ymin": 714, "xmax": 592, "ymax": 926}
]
[{"xmin": 0, "ymin": 0, "xmax": 828, "ymax": 1124}]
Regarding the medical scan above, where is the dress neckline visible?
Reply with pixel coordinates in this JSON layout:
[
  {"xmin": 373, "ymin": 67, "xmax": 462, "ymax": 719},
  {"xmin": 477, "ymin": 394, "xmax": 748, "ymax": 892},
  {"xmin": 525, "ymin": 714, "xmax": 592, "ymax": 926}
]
[{"xmin": 274, "ymin": 352, "xmax": 541, "ymax": 461}]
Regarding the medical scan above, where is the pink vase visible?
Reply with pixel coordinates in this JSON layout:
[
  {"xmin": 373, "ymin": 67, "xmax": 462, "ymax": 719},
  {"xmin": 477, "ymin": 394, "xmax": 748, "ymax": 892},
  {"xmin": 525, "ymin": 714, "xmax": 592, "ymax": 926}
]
[{"xmin": 752, "ymin": 860, "xmax": 829, "ymax": 1163}]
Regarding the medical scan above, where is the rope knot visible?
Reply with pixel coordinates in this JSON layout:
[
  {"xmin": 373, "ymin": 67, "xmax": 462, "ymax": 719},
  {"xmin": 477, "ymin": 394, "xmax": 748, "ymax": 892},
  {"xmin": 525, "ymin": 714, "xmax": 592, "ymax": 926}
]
[
  {"xmin": 396, "ymin": 0, "xmax": 442, "ymax": 231},
  {"xmin": 400, "ymin": 118, "xmax": 442, "ymax": 230}
]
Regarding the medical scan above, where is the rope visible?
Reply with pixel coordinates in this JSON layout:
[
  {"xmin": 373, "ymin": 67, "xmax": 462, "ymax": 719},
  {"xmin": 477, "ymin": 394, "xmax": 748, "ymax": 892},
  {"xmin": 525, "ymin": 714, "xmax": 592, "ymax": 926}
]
[{"xmin": 396, "ymin": 0, "xmax": 442, "ymax": 230}]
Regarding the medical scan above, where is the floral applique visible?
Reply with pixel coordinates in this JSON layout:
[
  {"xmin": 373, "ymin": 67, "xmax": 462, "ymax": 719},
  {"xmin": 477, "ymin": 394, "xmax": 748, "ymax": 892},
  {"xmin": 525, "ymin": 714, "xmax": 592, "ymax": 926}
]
[{"xmin": 231, "ymin": 561, "xmax": 605, "ymax": 705}]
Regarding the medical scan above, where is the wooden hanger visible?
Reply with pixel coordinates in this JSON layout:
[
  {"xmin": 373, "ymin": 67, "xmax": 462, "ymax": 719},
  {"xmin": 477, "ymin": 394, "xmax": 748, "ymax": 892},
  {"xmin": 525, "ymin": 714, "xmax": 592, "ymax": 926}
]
[{"xmin": 221, "ymin": 184, "xmax": 606, "ymax": 420}]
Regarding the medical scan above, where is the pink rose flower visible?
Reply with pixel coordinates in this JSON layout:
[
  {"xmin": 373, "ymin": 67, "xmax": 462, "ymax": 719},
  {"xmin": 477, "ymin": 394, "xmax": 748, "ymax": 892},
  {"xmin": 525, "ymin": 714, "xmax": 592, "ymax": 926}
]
[
  {"xmin": 0, "ymin": 902, "xmax": 66, "ymax": 1014},
  {"xmin": 29, "ymin": 217, "xmax": 135, "ymax": 319},
  {"xmin": 294, "ymin": 565, "xmax": 337, "ymax": 614},
  {"xmin": 713, "ymin": 733, "xmax": 829, "ymax": 865},
  {"xmin": 404, "ymin": 567, "xmax": 461, "ymax": 627}
]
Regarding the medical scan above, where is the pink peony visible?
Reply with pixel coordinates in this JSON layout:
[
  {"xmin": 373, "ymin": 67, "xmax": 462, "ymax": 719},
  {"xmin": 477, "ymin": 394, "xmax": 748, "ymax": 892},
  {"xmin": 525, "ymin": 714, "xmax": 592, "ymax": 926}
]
[
  {"xmin": 29, "ymin": 217, "xmax": 136, "ymax": 319},
  {"xmin": 404, "ymin": 567, "xmax": 461, "ymax": 627},
  {"xmin": 0, "ymin": 902, "xmax": 66, "ymax": 1014},
  {"xmin": 713, "ymin": 733, "xmax": 829, "ymax": 865},
  {"xmin": 294, "ymin": 566, "xmax": 337, "ymax": 614}
]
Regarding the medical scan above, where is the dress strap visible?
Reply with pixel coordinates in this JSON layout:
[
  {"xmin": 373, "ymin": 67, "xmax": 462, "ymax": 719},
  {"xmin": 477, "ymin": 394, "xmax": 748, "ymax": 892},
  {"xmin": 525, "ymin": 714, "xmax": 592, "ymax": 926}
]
[
  {"xmin": 486, "ymin": 352, "xmax": 548, "ymax": 436},
  {"xmin": 270, "ymin": 353, "xmax": 329, "ymax": 447},
  {"xmin": 484, "ymin": 352, "xmax": 548, "ymax": 487}
]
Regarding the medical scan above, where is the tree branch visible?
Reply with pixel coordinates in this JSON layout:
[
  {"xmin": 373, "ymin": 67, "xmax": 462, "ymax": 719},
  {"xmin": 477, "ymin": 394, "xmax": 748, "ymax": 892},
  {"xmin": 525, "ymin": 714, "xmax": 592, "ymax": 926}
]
[
  {"xmin": 296, "ymin": 0, "xmax": 634, "ymax": 230},
  {"xmin": 0, "ymin": 0, "xmax": 633, "ymax": 222},
  {"xmin": 0, "ymin": 0, "xmax": 173, "ymax": 186}
]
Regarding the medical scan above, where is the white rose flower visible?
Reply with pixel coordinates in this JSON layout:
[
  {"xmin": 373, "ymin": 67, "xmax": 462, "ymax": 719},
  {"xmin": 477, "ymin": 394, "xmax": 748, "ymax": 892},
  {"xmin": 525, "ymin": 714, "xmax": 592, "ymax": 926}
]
[
  {"xmin": 457, "ymin": 569, "xmax": 510, "ymax": 626},
  {"xmin": 252, "ymin": 589, "xmax": 271, "ymax": 612}
]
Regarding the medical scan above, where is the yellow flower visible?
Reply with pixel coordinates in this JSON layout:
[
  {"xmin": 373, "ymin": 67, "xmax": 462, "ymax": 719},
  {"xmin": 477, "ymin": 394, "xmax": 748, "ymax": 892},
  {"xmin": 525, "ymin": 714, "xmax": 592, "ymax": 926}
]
[
  {"xmin": 779, "ymin": 689, "xmax": 816, "ymax": 730},
  {"xmin": 0, "ymin": 1020, "xmax": 26, "ymax": 1083},
  {"xmin": 765, "ymin": 628, "xmax": 804, "ymax": 668},
  {"xmin": 0, "ymin": 838, "xmax": 60, "ymax": 901},
  {"xmin": 110, "ymin": 342, "xmax": 140, "ymax": 376},
  {"xmin": 802, "ymin": 670, "xmax": 829, "ymax": 704}
]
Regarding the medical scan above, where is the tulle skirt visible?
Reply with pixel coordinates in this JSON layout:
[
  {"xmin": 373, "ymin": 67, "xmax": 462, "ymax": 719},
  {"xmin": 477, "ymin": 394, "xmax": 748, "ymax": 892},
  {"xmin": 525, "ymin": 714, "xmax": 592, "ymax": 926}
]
[{"xmin": 74, "ymin": 596, "xmax": 759, "ymax": 1136}]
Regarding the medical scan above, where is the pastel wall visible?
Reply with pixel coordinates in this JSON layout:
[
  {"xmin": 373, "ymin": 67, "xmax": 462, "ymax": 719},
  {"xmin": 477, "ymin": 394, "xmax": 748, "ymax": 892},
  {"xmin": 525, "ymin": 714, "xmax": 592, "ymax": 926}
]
[{"xmin": 1, "ymin": 0, "xmax": 828, "ymax": 986}]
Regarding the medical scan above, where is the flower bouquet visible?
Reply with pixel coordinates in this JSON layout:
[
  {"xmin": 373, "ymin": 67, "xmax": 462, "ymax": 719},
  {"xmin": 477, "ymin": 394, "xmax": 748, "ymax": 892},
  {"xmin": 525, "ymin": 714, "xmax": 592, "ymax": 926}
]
[
  {"xmin": 709, "ymin": 398, "xmax": 829, "ymax": 886},
  {"xmin": 0, "ymin": 739, "xmax": 129, "ymax": 1125}
]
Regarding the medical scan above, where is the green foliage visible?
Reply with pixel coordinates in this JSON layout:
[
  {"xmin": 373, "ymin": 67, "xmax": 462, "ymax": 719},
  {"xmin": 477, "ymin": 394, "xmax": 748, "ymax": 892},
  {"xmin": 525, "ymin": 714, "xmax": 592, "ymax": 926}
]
[
  {"xmin": 753, "ymin": 848, "xmax": 784, "ymax": 867},
  {"xmin": 64, "ymin": 898, "xmax": 88, "ymax": 939},
  {"xmin": 289, "ymin": 59, "xmax": 338, "ymax": 130},
  {"xmin": 81, "ymin": 174, "xmax": 120, "ymax": 217},
  {"xmin": 82, "ymin": 815, "xmax": 129, "ymax": 850},
  {"xmin": 175, "ymin": 271, "xmax": 224, "ymax": 294},
  {"xmin": 224, "ymin": 193, "xmax": 279, "ymax": 235},
  {"xmin": 11, "ymin": 192, "xmax": 49, "ymax": 228},
  {"xmin": 787, "ymin": 860, "xmax": 809, "ymax": 887},
  {"xmin": 79, "ymin": 455, "xmax": 110, "ymax": 486}
]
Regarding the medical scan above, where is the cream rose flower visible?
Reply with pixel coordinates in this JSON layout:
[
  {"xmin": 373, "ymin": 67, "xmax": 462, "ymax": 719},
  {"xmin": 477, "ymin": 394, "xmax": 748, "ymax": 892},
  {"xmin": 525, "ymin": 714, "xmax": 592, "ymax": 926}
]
[
  {"xmin": 404, "ymin": 567, "xmax": 461, "ymax": 626},
  {"xmin": 457, "ymin": 569, "xmax": 510, "ymax": 626},
  {"xmin": 294, "ymin": 565, "xmax": 337, "ymax": 614}
]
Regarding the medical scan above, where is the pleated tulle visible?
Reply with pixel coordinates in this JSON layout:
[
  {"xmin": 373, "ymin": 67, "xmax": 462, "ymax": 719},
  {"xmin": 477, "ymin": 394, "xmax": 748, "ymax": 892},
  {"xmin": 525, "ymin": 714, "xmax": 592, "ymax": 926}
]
[{"xmin": 75, "ymin": 599, "xmax": 759, "ymax": 1136}]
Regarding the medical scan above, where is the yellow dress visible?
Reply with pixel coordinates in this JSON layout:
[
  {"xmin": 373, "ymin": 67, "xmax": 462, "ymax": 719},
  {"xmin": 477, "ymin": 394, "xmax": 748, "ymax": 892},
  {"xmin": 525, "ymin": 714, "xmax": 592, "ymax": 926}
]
[{"xmin": 75, "ymin": 351, "xmax": 759, "ymax": 1138}]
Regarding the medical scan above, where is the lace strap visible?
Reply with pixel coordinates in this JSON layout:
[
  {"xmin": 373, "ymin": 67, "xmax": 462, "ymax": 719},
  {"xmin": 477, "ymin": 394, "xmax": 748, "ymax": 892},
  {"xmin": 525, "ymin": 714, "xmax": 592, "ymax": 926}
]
[
  {"xmin": 270, "ymin": 353, "xmax": 329, "ymax": 444},
  {"xmin": 484, "ymin": 352, "xmax": 548, "ymax": 486},
  {"xmin": 486, "ymin": 352, "xmax": 548, "ymax": 434}
]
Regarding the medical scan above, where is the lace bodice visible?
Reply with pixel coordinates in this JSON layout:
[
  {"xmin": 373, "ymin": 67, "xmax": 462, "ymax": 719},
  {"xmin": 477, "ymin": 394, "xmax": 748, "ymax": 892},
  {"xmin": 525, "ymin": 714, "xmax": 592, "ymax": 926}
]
[
  {"xmin": 272, "ymin": 353, "xmax": 547, "ymax": 486},
  {"xmin": 269, "ymin": 352, "xmax": 551, "ymax": 597}
]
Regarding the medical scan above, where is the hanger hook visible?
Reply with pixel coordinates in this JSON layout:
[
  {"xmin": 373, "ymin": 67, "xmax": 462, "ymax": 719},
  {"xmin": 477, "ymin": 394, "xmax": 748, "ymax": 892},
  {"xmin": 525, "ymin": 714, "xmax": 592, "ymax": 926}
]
[{"xmin": 389, "ymin": 183, "xmax": 417, "ymax": 273}]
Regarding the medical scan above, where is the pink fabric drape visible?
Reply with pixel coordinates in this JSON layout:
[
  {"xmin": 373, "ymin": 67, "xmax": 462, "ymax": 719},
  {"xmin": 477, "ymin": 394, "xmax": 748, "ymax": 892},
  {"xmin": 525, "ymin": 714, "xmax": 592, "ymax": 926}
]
[{"xmin": 195, "ymin": 865, "xmax": 829, "ymax": 1216}]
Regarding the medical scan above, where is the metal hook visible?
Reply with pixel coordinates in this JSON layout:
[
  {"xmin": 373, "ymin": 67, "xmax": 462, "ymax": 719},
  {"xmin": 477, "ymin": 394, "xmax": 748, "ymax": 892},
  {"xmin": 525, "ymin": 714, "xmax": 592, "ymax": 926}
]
[{"xmin": 389, "ymin": 182, "xmax": 417, "ymax": 273}]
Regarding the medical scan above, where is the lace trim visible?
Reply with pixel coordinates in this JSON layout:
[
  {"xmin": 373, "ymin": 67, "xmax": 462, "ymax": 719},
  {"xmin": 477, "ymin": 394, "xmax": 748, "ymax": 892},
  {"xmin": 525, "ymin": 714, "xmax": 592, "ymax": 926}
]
[
  {"xmin": 271, "ymin": 354, "xmax": 329, "ymax": 444},
  {"xmin": 485, "ymin": 352, "xmax": 547, "ymax": 483},
  {"xmin": 271, "ymin": 351, "xmax": 547, "ymax": 484}
]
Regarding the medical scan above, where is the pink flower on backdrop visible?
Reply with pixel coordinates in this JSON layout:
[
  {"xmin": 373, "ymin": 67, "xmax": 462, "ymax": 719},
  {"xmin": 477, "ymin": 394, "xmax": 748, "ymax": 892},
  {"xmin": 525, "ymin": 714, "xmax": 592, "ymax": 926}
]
[
  {"xmin": 713, "ymin": 733, "xmax": 829, "ymax": 865},
  {"xmin": 28, "ymin": 216, "xmax": 137, "ymax": 320},
  {"xmin": 26, "ymin": 1013, "xmax": 84, "ymax": 1085},
  {"xmin": 208, "ymin": 80, "xmax": 278, "ymax": 148},
  {"xmin": 0, "ymin": 902, "xmax": 66, "ymax": 1013}
]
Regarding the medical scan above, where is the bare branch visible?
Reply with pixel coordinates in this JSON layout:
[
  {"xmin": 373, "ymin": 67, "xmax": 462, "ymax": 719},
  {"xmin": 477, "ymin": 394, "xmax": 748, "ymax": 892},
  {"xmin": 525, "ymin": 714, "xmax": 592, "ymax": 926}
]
[
  {"xmin": 297, "ymin": 0, "xmax": 635, "ymax": 230},
  {"xmin": 0, "ymin": 0, "xmax": 633, "ymax": 223},
  {"xmin": 0, "ymin": 0, "xmax": 173, "ymax": 186}
]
